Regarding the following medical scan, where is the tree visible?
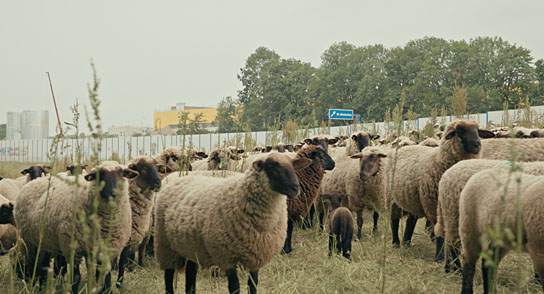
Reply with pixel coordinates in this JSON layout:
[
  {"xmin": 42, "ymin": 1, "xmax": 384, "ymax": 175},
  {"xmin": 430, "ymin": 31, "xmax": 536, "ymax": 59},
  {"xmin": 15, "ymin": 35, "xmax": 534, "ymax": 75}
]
[{"xmin": 215, "ymin": 96, "xmax": 241, "ymax": 133}]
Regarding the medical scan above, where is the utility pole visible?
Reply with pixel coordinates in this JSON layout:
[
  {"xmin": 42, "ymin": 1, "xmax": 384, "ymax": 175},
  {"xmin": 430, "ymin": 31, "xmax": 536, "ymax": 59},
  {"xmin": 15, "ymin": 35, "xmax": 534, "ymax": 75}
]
[{"xmin": 46, "ymin": 72, "xmax": 63, "ymax": 137}]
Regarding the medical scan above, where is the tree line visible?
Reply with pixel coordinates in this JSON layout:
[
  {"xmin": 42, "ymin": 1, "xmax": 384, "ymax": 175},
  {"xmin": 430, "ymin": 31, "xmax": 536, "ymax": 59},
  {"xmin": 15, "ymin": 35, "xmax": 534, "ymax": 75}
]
[{"xmin": 215, "ymin": 36, "xmax": 544, "ymax": 133}]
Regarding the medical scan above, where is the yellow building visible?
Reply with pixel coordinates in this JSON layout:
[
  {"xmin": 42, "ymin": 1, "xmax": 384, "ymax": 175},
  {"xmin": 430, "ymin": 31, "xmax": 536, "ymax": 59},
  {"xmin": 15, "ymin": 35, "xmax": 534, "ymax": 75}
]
[{"xmin": 153, "ymin": 103, "xmax": 217, "ymax": 129}]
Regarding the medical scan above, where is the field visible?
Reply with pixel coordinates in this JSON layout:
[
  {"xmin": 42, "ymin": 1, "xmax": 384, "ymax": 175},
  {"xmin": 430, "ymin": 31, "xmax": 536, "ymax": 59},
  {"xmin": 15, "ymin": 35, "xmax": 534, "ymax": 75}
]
[{"xmin": 0, "ymin": 161, "xmax": 539, "ymax": 294}]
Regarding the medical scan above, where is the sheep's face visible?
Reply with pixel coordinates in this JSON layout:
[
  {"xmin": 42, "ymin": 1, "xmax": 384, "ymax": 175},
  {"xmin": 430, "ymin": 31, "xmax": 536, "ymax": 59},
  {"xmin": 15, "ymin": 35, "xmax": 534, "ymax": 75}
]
[
  {"xmin": 530, "ymin": 130, "xmax": 544, "ymax": 138},
  {"xmin": 66, "ymin": 164, "xmax": 87, "ymax": 176},
  {"xmin": 85, "ymin": 166, "xmax": 138, "ymax": 199},
  {"xmin": 275, "ymin": 144, "xmax": 286, "ymax": 153},
  {"xmin": 253, "ymin": 154, "xmax": 311, "ymax": 198},
  {"xmin": 285, "ymin": 144, "xmax": 294, "ymax": 152},
  {"xmin": 304, "ymin": 136, "xmax": 339, "ymax": 153},
  {"xmin": 352, "ymin": 151, "xmax": 387, "ymax": 181},
  {"xmin": 352, "ymin": 132, "xmax": 373, "ymax": 152},
  {"xmin": 444, "ymin": 121, "xmax": 494, "ymax": 155},
  {"xmin": 0, "ymin": 201, "xmax": 14, "ymax": 225},
  {"xmin": 307, "ymin": 146, "xmax": 335, "ymax": 171},
  {"xmin": 129, "ymin": 157, "xmax": 161, "ymax": 192},
  {"xmin": 208, "ymin": 149, "xmax": 233, "ymax": 170},
  {"xmin": 21, "ymin": 165, "xmax": 49, "ymax": 180},
  {"xmin": 320, "ymin": 192, "xmax": 347, "ymax": 211}
]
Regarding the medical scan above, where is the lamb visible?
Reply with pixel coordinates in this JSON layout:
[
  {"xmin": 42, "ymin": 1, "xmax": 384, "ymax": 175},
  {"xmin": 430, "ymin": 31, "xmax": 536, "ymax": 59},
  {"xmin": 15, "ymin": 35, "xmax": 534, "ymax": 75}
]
[
  {"xmin": 16, "ymin": 165, "xmax": 50, "ymax": 186},
  {"xmin": 481, "ymin": 138, "xmax": 544, "ymax": 161},
  {"xmin": 458, "ymin": 169, "xmax": 544, "ymax": 294},
  {"xmin": 386, "ymin": 120, "xmax": 494, "ymax": 248},
  {"xmin": 436, "ymin": 160, "xmax": 544, "ymax": 273},
  {"xmin": 14, "ymin": 161, "xmax": 136, "ymax": 293},
  {"xmin": 0, "ymin": 194, "xmax": 16, "ymax": 255},
  {"xmin": 283, "ymin": 145, "xmax": 335, "ymax": 254},
  {"xmin": 320, "ymin": 192, "xmax": 353, "ymax": 259},
  {"xmin": 154, "ymin": 153, "xmax": 311, "ymax": 294},
  {"xmin": 117, "ymin": 156, "xmax": 162, "ymax": 284}
]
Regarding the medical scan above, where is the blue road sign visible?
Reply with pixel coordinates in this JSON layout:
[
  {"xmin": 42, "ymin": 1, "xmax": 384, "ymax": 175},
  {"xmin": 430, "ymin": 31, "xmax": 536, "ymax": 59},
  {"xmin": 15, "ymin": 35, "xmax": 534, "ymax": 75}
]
[{"xmin": 329, "ymin": 109, "xmax": 354, "ymax": 120}]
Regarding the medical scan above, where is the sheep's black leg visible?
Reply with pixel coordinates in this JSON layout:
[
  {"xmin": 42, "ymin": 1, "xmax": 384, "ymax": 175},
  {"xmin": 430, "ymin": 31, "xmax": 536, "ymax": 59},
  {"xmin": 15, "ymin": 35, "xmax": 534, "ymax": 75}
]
[
  {"xmin": 117, "ymin": 246, "xmax": 129, "ymax": 285},
  {"xmin": 226, "ymin": 268, "xmax": 240, "ymax": 294},
  {"xmin": 138, "ymin": 235, "xmax": 150, "ymax": 266},
  {"xmin": 186, "ymin": 260, "xmax": 198, "ymax": 294},
  {"xmin": 391, "ymin": 217, "xmax": 400, "ymax": 247},
  {"xmin": 248, "ymin": 271, "xmax": 259, "ymax": 294},
  {"xmin": 425, "ymin": 219, "xmax": 434, "ymax": 240},
  {"xmin": 127, "ymin": 248, "xmax": 136, "ymax": 272},
  {"xmin": 72, "ymin": 262, "xmax": 81, "ymax": 294},
  {"xmin": 446, "ymin": 245, "xmax": 462, "ymax": 273},
  {"xmin": 282, "ymin": 218, "xmax": 294, "ymax": 254},
  {"xmin": 328, "ymin": 235, "xmax": 334, "ymax": 257},
  {"xmin": 319, "ymin": 209, "xmax": 325, "ymax": 231},
  {"xmin": 343, "ymin": 234, "xmax": 352, "ymax": 260},
  {"xmin": 146, "ymin": 235, "xmax": 155, "ymax": 257},
  {"xmin": 102, "ymin": 270, "xmax": 112, "ymax": 294},
  {"xmin": 402, "ymin": 215, "xmax": 418, "ymax": 246},
  {"xmin": 336, "ymin": 235, "xmax": 342, "ymax": 254},
  {"xmin": 461, "ymin": 259, "xmax": 477, "ymax": 294},
  {"xmin": 434, "ymin": 236, "xmax": 445, "ymax": 262},
  {"xmin": 356, "ymin": 209, "xmax": 363, "ymax": 240},
  {"xmin": 372, "ymin": 211, "xmax": 379, "ymax": 234},
  {"xmin": 482, "ymin": 245, "xmax": 504, "ymax": 294},
  {"xmin": 54, "ymin": 255, "xmax": 68, "ymax": 278},
  {"xmin": 37, "ymin": 252, "xmax": 51, "ymax": 290},
  {"xmin": 164, "ymin": 268, "xmax": 175, "ymax": 294}
]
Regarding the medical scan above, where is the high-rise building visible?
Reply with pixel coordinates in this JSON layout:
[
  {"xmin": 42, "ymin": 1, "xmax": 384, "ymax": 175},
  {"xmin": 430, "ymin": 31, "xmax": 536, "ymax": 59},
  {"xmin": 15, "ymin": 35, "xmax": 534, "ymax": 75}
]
[{"xmin": 6, "ymin": 110, "xmax": 49, "ymax": 140}]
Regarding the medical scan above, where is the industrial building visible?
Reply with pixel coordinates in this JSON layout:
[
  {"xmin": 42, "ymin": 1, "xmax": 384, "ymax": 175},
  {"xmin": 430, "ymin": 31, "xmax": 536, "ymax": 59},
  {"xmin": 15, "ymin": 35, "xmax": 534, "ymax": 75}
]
[
  {"xmin": 6, "ymin": 110, "xmax": 49, "ymax": 140},
  {"xmin": 153, "ymin": 103, "xmax": 217, "ymax": 130}
]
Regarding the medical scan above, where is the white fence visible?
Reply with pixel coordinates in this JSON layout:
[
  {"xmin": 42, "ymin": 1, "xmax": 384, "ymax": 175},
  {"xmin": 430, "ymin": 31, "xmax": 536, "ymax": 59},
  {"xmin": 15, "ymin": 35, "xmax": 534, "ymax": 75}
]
[{"xmin": 2, "ymin": 106, "xmax": 544, "ymax": 163}]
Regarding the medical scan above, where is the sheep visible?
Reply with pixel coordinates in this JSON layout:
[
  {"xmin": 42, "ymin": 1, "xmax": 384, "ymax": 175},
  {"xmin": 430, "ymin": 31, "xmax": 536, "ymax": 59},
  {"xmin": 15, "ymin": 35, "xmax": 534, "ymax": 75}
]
[
  {"xmin": 330, "ymin": 131, "xmax": 378, "ymax": 161},
  {"xmin": 154, "ymin": 153, "xmax": 311, "ymax": 294},
  {"xmin": 66, "ymin": 164, "xmax": 88, "ymax": 176},
  {"xmin": 320, "ymin": 192, "xmax": 353, "ymax": 259},
  {"xmin": 155, "ymin": 147, "xmax": 206, "ymax": 173},
  {"xmin": 14, "ymin": 161, "xmax": 136, "ymax": 293},
  {"xmin": 391, "ymin": 136, "xmax": 417, "ymax": 148},
  {"xmin": 419, "ymin": 138, "xmax": 440, "ymax": 147},
  {"xmin": 317, "ymin": 146, "xmax": 389, "ymax": 239},
  {"xmin": 481, "ymin": 138, "xmax": 544, "ymax": 161},
  {"xmin": 386, "ymin": 120, "xmax": 494, "ymax": 248},
  {"xmin": 117, "ymin": 156, "xmax": 162, "ymax": 285},
  {"xmin": 0, "ymin": 177, "xmax": 22, "ymax": 201},
  {"xmin": 274, "ymin": 143, "xmax": 294, "ymax": 153},
  {"xmin": 304, "ymin": 136, "xmax": 339, "ymax": 153},
  {"xmin": 458, "ymin": 169, "xmax": 544, "ymax": 294},
  {"xmin": 283, "ymin": 145, "xmax": 335, "ymax": 254},
  {"xmin": 436, "ymin": 160, "xmax": 544, "ymax": 273},
  {"xmin": 16, "ymin": 165, "xmax": 50, "ymax": 186},
  {"xmin": 0, "ymin": 194, "xmax": 16, "ymax": 255}
]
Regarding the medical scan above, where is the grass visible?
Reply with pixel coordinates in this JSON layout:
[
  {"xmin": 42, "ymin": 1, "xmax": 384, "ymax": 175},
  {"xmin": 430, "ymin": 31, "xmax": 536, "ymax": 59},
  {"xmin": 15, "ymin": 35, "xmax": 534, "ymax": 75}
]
[{"xmin": 0, "ymin": 207, "xmax": 539, "ymax": 294}]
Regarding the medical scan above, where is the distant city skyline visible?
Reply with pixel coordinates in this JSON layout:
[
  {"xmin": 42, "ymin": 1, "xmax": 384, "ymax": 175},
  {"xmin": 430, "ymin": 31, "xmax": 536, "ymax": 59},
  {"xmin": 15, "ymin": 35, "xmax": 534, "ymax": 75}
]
[{"xmin": 1, "ymin": 0, "xmax": 543, "ymax": 135}]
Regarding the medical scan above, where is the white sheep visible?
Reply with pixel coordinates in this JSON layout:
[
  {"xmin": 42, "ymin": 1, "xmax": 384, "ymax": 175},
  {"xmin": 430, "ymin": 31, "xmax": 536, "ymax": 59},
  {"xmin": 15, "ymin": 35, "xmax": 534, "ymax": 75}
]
[
  {"xmin": 0, "ymin": 177, "xmax": 22, "ymax": 201},
  {"xmin": 0, "ymin": 194, "xmax": 16, "ymax": 255},
  {"xmin": 481, "ymin": 138, "xmax": 544, "ymax": 161},
  {"xmin": 14, "ymin": 161, "xmax": 136, "ymax": 293},
  {"xmin": 459, "ymin": 169, "xmax": 544, "ymax": 294},
  {"xmin": 154, "ymin": 153, "xmax": 311, "ymax": 294},
  {"xmin": 436, "ymin": 160, "xmax": 544, "ymax": 273},
  {"xmin": 386, "ymin": 120, "xmax": 494, "ymax": 248}
]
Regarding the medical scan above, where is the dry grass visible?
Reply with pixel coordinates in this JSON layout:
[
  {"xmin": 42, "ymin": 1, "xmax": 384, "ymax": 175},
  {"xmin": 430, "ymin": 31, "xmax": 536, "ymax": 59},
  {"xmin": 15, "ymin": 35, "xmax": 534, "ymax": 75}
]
[{"xmin": 0, "ymin": 209, "xmax": 539, "ymax": 294}]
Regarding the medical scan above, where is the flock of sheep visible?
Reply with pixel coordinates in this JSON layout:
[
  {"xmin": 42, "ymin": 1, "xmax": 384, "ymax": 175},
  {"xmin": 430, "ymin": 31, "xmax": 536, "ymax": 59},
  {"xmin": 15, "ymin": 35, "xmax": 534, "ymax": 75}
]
[{"xmin": 1, "ymin": 120, "xmax": 544, "ymax": 294}]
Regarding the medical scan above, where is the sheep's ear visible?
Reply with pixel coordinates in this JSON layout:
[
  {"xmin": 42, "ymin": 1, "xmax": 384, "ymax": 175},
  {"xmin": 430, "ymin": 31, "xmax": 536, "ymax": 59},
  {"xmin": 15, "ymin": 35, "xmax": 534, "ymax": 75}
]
[
  {"xmin": 253, "ymin": 160, "xmax": 264, "ymax": 172},
  {"xmin": 304, "ymin": 138, "xmax": 312, "ymax": 145},
  {"xmin": 444, "ymin": 128, "xmax": 456, "ymax": 140},
  {"xmin": 237, "ymin": 149, "xmax": 245, "ymax": 154},
  {"xmin": 196, "ymin": 151, "xmax": 207, "ymax": 158},
  {"xmin": 42, "ymin": 166, "xmax": 52, "ymax": 170},
  {"xmin": 128, "ymin": 163, "xmax": 138, "ymax": 171},
  {"xmin": 292, "ymin": 158, "xmax": 312, "ymax": 170},
  {"xmin": 84, "ymin": 172, "xmax": 96, "ymax": 182},
  {"xmin": 350, "ymin": 153, "xmax": 363, "ymax": 159},
  {"xmin": 0, "ymin": 176, "xmax": 3, "ymax": 181},
  {"xmin": 21, "ymin": 168, "xmax": 30, "ymax": 175},
  {"xmin": 378, "ymin": 153, "xmax": 388, "ymax": 158},
  {"xmin": 478, "ymin": 129, "xmax": 495, "ymax": 139},
  {"xmin": 122, "ymin": 168, "xmax": 139, "ymax": 179},
  {"xmin": 372, "ymin": 135, "xmax": 380, "ymax": 140},
  {"xmin": 328, "ymin": 138, "xmax": 339, "ymax": 145},
  {"xmin": 320, "ymin": 194, "xmax": 330, "ymax": 200},
  {"xmin": 351, "ymin": 134, "xmax": 357, "ymax": 140}
]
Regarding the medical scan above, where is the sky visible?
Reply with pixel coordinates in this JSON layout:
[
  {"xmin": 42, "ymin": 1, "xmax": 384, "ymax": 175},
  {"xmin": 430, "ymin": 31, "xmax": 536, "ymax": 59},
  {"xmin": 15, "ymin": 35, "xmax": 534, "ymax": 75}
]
[{"xmin": 1, "ymin": 0, "xmax": 543, "ymax": 135}]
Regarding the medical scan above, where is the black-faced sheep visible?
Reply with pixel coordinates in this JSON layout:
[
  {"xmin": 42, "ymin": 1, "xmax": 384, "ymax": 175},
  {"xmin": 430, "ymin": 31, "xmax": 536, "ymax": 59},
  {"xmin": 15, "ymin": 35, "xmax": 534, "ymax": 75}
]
[
  {"xmin": 283, "ymin": 145, "xmax": 335, "ymax": 254},
  {"xmin": 14, "ymin": 161, "xmax": 136, "ymax": 293},
  {"xmin": 320, "ymin": 192, "xmax": 353, "ymax": 259},
  {"xmin": 304, "ymin": 136, "xmax": 339, "ymax": 153},
  {"xmin": 386, "ymin": 120, "xmax": 494, "ymax": 248},
  {"xmin": 154, "ymin": 153, "xmax": 311, "ymax": 294},
  {"xmin": 16, "ymin": 165, "xmax": 50, "ymax": 186}
]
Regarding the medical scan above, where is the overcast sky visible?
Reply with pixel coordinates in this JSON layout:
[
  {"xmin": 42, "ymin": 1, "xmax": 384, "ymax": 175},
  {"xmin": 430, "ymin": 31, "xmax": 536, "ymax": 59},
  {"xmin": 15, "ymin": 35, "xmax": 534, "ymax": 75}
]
[{"xmin": 1, "ymin": 0, "xmax": 543, "ymax": 134}]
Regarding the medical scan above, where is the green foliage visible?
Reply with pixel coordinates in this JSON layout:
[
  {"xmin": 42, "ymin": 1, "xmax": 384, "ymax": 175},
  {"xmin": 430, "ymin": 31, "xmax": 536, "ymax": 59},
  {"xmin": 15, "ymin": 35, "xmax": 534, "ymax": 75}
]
[
  {"xmin": 176, "ymin": 111, "xmax": 208, "ymax": 135},
  {"xmin": 223, "ymin": 37, "xmax": 538, "ymax": 131}
]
